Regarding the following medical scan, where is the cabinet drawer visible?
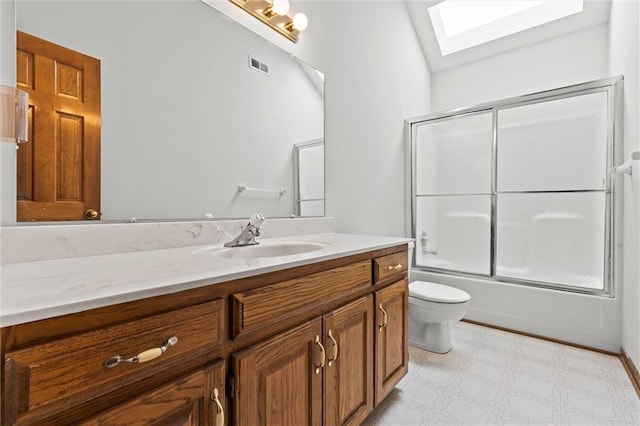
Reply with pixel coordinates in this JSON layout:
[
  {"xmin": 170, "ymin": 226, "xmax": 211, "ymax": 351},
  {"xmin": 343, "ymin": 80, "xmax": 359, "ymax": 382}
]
[
  {"xmin": 4, "ymin": 299, "xmax": 225, "ymax": 423},
  {"xmin": 232, "ymin": 260, "xmax": 371, "ymax": 338},
  {"xmin": 79, "ymin": 359, "xmax": 226, "ymax": 426},
  {"xmin": 373, "ymin": 251, "xmax": 408, "ymax": 284}
]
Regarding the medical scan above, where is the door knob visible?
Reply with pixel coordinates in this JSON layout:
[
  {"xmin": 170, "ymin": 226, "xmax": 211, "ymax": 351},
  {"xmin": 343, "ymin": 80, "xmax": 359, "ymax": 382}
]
[{"xmin": 85, "ymin": 209, "xmax": 99, "ymax": 219}]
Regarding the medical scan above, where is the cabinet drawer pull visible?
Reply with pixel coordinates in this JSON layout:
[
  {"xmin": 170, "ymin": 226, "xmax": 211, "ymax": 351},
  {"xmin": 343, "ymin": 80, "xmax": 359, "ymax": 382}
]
[
  {"xmin": 211, "ymin": 387, "xmax": 224, "ymax": 426},
  {"xmin": 313, "ymin": 335, "xmax": 326, "ymax": 374},
  {"xmin": 387, "ymin": 263, "xmax": 403, "ymax": 271},
  {"xmin": 378, "ymin": 304, "xmax": 388, "ymax": 332},
  {"xmin": 327, "ymin": 329, "xmax": 338, "ymax": 367},
  {"xmin": 103, "ymin": 336, "xmax": 178, "ymax": 368}
]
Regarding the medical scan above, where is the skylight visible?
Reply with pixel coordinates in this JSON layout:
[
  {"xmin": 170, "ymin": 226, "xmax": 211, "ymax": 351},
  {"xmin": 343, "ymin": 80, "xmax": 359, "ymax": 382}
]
[
  {"xmin": 428, "ymin": 0, "xmax": 584, "ymax": 56},
  {"xmin": 439, "ymin": 1, "xmax": 545, "ymax": 37}
]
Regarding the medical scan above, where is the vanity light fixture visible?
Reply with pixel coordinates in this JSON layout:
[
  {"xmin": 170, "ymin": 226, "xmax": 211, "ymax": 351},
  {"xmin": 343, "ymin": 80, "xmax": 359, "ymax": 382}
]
[
  {"xmin": 286, "ymin": 12, "xmax": 308, "ymax": 32},
  {"xmin": 262, "ymin": 0, "xmax": 289, "ymax": 17},
  {"xmin": 229, "ymin": 0, "xmax": 308, "ymax": 43},
  {"xmin": 0, "ymin": 85, "xmax": 29, "ymax": 144}
]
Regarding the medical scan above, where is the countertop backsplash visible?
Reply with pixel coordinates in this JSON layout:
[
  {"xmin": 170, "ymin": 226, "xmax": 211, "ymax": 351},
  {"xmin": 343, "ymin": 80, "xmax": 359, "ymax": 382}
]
[{"xmin": 0, "ymin": 217, "xmax": 336, "ymax": 264}]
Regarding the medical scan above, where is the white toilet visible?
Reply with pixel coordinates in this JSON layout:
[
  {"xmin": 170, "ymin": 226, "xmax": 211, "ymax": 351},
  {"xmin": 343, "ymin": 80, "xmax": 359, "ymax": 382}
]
[{"xmin": 408, "ymin": 281, "xmax": 471, "ymax": 354}]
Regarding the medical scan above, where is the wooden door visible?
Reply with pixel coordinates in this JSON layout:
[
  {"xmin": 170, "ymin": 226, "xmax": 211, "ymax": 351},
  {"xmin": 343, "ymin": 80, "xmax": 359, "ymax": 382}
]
[
  {"xmin": 16, "ymin": 31, "xmax": 100, "ymax": 221},
  {"xmin": 374, "ymin": 279, "xmax": 409, "ymax": 406},
  {"xmin": 232, "ymin": 319, "xmax": 323, "ymax": 426},
  {"xmin": 323, "ymin": 295, "xmax": 374, "ymax": 426},
  {"xmin": 79, "ymin": 360, "xmax": 226, "ymax": 426}
]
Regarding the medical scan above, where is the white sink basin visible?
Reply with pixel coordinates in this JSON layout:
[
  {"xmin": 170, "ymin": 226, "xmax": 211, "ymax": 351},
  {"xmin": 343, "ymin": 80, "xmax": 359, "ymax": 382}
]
[{"xmin": 201, "ymin": 241, "xmax": 329, "ymax": 259}]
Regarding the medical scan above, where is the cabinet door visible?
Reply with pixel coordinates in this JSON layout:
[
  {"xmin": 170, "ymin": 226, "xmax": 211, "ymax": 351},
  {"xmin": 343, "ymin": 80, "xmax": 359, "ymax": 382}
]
[
  {"xmin": 374, "ymin": 279, "xmax": 409, "ymax": 406},
  {"xmin": 232, "ymin": 319, "xmax": 323, "ymax": 426},
  {"xmin": 323, "ymin": 295, "xmax": 374, "ymax": 426},
  {"xmin": 80, "ymin": 359, "xmax": 226, "ymax": 426}
]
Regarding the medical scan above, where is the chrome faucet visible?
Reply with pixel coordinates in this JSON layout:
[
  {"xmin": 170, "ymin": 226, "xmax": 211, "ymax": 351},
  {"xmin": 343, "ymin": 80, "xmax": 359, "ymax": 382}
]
[{"xmin": 224, "ymin": 213, "xmax": 266, "ymax": 247}]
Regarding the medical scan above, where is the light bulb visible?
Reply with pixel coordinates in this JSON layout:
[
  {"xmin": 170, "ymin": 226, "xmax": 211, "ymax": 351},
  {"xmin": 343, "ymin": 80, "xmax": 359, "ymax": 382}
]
[
  {"xmin": 292, "ymin": 12, "xmax": 308, "ymax": 31},
  {"xmin": 272, "ymin": 0, "xmax": 290, "ymax": 15}
]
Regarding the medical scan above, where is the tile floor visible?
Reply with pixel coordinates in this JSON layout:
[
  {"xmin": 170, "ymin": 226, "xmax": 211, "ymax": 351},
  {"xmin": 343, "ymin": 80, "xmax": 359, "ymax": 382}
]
[{"xmin": 364, "ymin": 321, "xmax": 640, "ymax": 426}]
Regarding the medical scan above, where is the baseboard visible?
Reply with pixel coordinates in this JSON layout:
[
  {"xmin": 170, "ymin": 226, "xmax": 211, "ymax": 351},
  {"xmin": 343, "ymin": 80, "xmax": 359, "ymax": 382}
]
[
  {"xmin": 461, "ymin": 319, "xmax": 619, "ymax": 356},
  {"xmin": 620, "ymin": 347, "xmax": 640, "ymax": 399}
]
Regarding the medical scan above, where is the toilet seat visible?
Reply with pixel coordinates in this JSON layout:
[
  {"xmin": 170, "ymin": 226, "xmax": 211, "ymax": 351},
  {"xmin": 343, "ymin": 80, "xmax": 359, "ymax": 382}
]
[{"xmin": 409, "ymin": 281, "xmax": 470, "ymax": 304}]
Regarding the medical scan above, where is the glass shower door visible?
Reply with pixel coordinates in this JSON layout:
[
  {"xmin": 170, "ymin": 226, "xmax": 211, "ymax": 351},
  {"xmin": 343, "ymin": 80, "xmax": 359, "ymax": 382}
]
[
  {"xmin": 495, "ymin": 91, "xmax": 609, "ymax": 290},
  {"xmin": 409, "ymin": 77, "xmax": 619, "ymax": 295},
  {"xmin": 414, "ymin": 112, "xmax": 493, "ymax": 275}
]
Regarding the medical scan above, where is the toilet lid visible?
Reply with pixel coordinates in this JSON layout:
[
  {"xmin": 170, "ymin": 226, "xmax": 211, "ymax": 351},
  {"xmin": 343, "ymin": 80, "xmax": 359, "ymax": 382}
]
[{"xmin": 409, "ymin": 281, "xmax": 470, "ymax": 303}]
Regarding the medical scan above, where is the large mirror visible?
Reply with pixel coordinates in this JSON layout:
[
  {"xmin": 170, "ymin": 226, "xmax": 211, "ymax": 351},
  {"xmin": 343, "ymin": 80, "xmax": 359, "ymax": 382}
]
[{"xmin": 14, "ymin": 0, "xmax": 324, "ymax": 222}]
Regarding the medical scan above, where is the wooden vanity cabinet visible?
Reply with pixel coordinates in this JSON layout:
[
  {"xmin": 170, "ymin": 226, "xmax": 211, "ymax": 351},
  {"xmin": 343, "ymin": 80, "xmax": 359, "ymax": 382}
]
[
  {"xmin": 79, "ymin": 359, "xmax": 227, "ymax": 426},
  {"xmin": 3, "ymin": 299, "xmax": 226, "ymax": 425},
  {"xmin": 231, "ymin": 317, "xmax": 324, "ymax": 425},
  {"xmin": 373, "ymin": 252, "xmax": 408, "ymax": 284},
  {"xmin": 231, "ymin": 295, "xmax": 374, "ymax": 426},
  {"xmin": 374, "ymin": 279, "xmax": 409, "ymax": 405},
  {"xmin": 323, "ymin": 295, "xmax": 374, "ymax": 426},
  {"xmin": 1, "ymin": 244, "xmax": 409, "ymax": 426},
  {"xmin": 230, "ymin": 261, "xmax": 371, "ymax": 340}
]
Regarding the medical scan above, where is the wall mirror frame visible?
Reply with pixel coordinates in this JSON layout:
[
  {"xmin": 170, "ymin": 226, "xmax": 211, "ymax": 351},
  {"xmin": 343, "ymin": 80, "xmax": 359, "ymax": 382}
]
[{"xmin": 10, "ymin": 0, "xmax": 324, "ymax": 225}]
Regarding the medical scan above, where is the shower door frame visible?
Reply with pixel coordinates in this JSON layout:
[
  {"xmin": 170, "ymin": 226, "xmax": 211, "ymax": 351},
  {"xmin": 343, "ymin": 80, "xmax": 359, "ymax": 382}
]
[{"xmin": 406, "ymin": 76, "xmax": 623, "ymax": 297}]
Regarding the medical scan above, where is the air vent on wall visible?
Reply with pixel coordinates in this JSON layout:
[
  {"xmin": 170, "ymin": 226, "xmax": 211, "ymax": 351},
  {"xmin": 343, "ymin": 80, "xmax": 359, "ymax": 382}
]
[{"xmin": 249, "ymin": 55, "xmax": 269, "ymax": 76}]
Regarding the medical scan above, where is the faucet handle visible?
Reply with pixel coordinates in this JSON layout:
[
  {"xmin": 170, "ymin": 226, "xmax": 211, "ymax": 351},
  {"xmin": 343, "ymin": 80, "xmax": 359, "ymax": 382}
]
[{"xmin": 249, "ymin": 213, "xmax": 265, "ymax": 227}]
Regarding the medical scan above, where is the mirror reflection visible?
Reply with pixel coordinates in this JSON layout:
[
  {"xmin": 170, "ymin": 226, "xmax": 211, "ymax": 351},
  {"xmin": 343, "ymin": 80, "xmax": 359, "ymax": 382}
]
[
  {"xmin": 15, "ymin": 0, "xmax": 324, "ymax": 222},
  {"xmin": 294, "ymin": 139, "xmax": 324, "ymax": 217}
]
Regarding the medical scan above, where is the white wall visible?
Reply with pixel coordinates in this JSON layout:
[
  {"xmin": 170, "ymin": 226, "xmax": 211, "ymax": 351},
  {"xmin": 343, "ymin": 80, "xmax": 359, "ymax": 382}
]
[
  {"xmin": 609, "ymin": 0, "xmax": 640, "ymax": 367},
  {"xmin": 421, "ymin": 19, "xmax": 624, "ymax": 352},
  {"xmin": 293, "ymin": 1, "xmax": 431, "ymax": 237},
  {"xmin": 431, "ymin": 23, "xmax": 610, "ymax": 111}
]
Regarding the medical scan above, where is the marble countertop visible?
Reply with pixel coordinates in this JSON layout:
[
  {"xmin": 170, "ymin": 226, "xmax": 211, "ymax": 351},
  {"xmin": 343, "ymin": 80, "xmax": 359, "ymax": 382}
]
[{"xmin": 0, "ymin": 233, "xmax": 412, "ymax": 327}]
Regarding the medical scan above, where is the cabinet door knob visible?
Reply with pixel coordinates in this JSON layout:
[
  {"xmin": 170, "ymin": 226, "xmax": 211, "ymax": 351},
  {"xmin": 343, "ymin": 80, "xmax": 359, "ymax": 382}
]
[
  {"xmin": 313, "ymin": 335, "xmax": 326, "ymax": 374},
  {"xmin": 211, "ymin": 387, "xmax": 224, "ymax": 426},
  {"xmin": 103, "ymin": 336, "xmax": 178, "ymax": 368},
  {"xmin": 326, "ymin": 329, "xmax": 338, "ymax": 367},
  {"xmin": 378, "ymin": 304, "xmax": 388, "ymax": 332},
  {"xmin": 387, "ymin": 263, "xmax": 403, "ymax": 271}
]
